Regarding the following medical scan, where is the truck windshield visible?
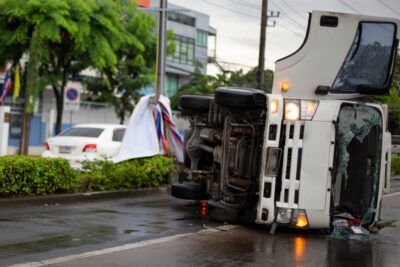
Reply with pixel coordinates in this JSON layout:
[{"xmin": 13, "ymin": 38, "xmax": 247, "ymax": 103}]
[{"xmin": 331, "ymin": 22, "xmax": 396, "ymax": 93}]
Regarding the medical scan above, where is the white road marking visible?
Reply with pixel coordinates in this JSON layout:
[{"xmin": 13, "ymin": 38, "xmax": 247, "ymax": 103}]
[{"xmin": 9, "ymin": 225, "xmax": 240, "ymax": 267}]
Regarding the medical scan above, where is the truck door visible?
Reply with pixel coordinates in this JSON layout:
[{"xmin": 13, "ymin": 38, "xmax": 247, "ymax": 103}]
[{"xmin": 332, "ymin": 104, "xmax": 383, "ymax": 227}]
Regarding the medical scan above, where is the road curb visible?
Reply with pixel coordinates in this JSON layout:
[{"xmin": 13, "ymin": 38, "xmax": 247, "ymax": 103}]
[{"xmin": 0, "ymin": 187, "xmax": 170, "ymax": 207}]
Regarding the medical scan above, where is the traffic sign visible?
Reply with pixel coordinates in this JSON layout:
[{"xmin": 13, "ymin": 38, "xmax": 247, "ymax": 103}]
[{"xmin": 64, "ymin": 88, "xmax": 80, "ymax": 111}]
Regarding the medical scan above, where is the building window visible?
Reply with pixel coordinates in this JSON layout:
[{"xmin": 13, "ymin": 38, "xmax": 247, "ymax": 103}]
[
  {"xmin": 165, "ymin": 75, "xmax": 178, "ymax": 97},
  {"xmin": 196, "ymin": 30, "xmax": 207, "ymax": 47},
  {"xmin": 168, "ymin": 12, "xmax": 195, "ymax": 27},
  {"xmin": 168, "ymin": 35, "xmax": 195, "ymax": 66}
]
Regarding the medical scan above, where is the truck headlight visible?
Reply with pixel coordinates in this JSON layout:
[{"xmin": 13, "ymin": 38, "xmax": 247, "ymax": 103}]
[
  {"xmin": 284, "ymin": 100, "xmax": 300, "ymax": 120},
  {"xmin": 284, "ymin": 99, "xmax": 319, "ymax": 121},
  {"xmin": 276, "ymin": 208, "xmax": 293, "ymax": 224},
  {"xmin": 301, "ymin": 100, "xmax": 318, "ymax": 120}
]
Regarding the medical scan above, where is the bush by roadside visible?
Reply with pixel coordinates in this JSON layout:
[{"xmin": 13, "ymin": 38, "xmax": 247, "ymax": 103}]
[
  {"xmin": 0, "ymin": 156, "xmax": 78, "ymax": 197},
  {"xmin": 4, "ymin": 153, "xmax": 398, "ymax": 198},
  {"xmin": 0, "ymin": 155, "xmax": 175, "ymax": 198},
  {"xmin": 391, "ymin": 155, "xmax": 400, "ymax": 175},
  {"xmin": 78, "ymin": 156, "xmax": 175, "ymax": 192}
]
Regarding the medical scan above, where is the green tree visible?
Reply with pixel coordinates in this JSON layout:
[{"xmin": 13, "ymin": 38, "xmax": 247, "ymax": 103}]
[
  {"xmin": 368, "ymin": 55, "xmax": 400, "ymax": 134},
  {"xmin": 0, "ymin": 0, "xmax": 148, "ymax": 137},
  {"xmin": 84, "ymin": 11, "xmax": 174, "ymax": 124},
  {"xmin": 170, "ymin": 66, "xmax": 274, "ymax": 110},
  {"xmin": 170, "ymin": 63, "xmax": 217, "ymax": 110},
  {"xmin": 227, "ymin": 67, "xmax": 273, "ymax": 92}
]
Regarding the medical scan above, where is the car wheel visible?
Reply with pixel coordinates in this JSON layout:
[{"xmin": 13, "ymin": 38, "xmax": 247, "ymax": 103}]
[
  {"xmin": 214, "ymin": 87, "xmax": 267, "ymax": 109},
  {"xmin": 178, "ymin": 95, "xmax": 213, "ymax": 115},
  {"xmin": 171, "ymin": 182, "xmax": 209, "ymax": 200}
]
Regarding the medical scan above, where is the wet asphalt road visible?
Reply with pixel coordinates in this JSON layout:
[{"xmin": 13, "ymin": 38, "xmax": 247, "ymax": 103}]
[
  {"xmin": 1, "ymin": 178, "xmax": 400, "ymax": 267},
  {"xmin": 0, "ymin": 189, "xmax": 221, "ymax": 266}
]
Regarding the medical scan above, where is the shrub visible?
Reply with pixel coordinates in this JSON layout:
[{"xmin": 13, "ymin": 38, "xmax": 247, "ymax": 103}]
[
  {"xmin": 0, "ymin": 156, "xmax": 78, "ymax": 197},
  {"xmin": 78, "ymin": 155, "xmax": 175, "ymax": 192},
  {"xmin": 391, "ymin": 155, "xmax": 400, "ymax": 175}
]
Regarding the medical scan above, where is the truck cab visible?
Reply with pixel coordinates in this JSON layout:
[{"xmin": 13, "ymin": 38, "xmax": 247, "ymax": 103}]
[{"xmin": 171, "ymin": 11, "xmax": 399, "ymax": 233}]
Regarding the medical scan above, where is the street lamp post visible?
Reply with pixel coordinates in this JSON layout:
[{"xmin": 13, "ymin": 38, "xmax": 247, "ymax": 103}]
[{"xmin": 155, "ymin": 0, "xmax": 167, "ymax": 100}]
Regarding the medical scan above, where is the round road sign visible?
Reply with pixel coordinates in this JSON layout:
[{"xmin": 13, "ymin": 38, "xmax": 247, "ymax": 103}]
[{"xmin": 66, "ymin": 88, "xmax": 79, "ymax": 101}]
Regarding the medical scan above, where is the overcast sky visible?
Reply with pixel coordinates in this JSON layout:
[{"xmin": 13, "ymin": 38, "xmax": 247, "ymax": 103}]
[{"xmin": 168, "ymin": 0, "xmax": 400, "ymax": 74}]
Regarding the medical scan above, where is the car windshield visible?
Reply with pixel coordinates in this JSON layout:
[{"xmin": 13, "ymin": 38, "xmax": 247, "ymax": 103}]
[
  {"xmin": 331, "ymin": 22, "xmax": 396, "ymax": 93},
  {"xmin": 58, "ymin": 127, "xmax": 104, "ymax": 137}
]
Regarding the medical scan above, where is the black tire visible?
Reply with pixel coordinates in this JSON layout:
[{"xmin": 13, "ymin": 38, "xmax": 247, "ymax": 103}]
[
  {"xmin": 215, "ymin": 87, "xmax": 267, "ymax": 109},
  {"xmin": 171, "ymin": 182, "xmax": 209, "ymax": 200},
  {"xmin": 178, "ymin": 95, "xmax": 213, "ymax": 115}
]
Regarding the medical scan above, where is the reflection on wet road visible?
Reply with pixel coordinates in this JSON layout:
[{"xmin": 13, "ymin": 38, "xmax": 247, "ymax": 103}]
[
  {"xmin": 1, "ymin": 188, "xmax": 400, "ymax": 267},
  {"xmin": 0, "ymin": 193, "xmax": 219, "ymax": 266}
]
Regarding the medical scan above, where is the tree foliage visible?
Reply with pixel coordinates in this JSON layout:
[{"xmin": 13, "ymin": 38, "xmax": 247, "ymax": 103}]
[
  {"xmin": 84, "ymin": 10, "xmax": 175, "ymax": 124},
  {"xmin": 170, "ymin": 65, "xmax": 274, "ymax": 110},
  {"xmin": 0, "ymin": 0, "xmax": 155, "ymax": 133},
  {"xmin": 368, "ymin": 55, "xmax": 400, "ymax": 134}
]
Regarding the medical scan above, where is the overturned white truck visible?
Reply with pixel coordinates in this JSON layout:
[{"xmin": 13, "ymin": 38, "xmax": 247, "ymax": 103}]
[{"xmin": 171, "ymin": 11, "xmax": 399, "ymax": 233}]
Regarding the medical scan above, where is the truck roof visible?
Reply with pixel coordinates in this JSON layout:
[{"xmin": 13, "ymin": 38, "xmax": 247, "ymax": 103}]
[{"xmin": 272, "ymin": 10, "xmax": 400, "ymax": 100}]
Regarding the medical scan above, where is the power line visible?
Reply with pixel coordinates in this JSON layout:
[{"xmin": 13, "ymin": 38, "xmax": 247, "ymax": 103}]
[
  {"xmin": 279, "ymin": 14, "xmax": 306, "ymax": 32},
  {"xmin": 280, "ymin": 0, "xmax": 308, "ymax": 20},
  {"xmin": 376, "ymin": 0, "xmax": 400, "ymax": 17},
  {"xmin": 199, "ymin": 0, "xmax": 304, "ymax": 39},
  {"xmin": 232, "ymin": 0, "xmax": 304, "ymax": 32},
  {"xmin": 199, "ymin": 0, "xmax": 258, "ymax": 21},
  {"xmin": 277, "ymin": 23, "xmax": 305, "ymax": 39},
  {"xmin": 269, "ymin": 0, "xmax": 307, "ymax": 30},
  {"xmin": 336, "ymin": 0, "xmax": 361, "ymax": 14},
  {"xmin": 232, "ymin": 0, "xmax": 259, "ymax": 9},
  {"xmin": 231, "ymin": 0, "xmax": 259, "ymax": 9}
]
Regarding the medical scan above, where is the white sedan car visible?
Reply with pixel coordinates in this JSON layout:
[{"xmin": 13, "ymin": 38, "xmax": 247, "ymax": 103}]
[{"xmin": 42, "ymin": 123, "xmax": 126, "ymax": 169}]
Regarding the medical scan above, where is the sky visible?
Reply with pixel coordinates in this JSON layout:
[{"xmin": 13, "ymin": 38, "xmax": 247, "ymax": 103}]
[{"xmin": 168, "ymin": 0, "xmax": 400, "ymax": 74}]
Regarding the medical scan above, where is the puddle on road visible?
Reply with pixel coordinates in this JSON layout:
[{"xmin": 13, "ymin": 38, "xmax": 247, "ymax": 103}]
[
  {"xmin": 123, "ymin": 229, "xmax": 139, "ymax": 234},
  {"xmin": 0, "ymin": 225, "xmax": 116, "ymax": 257},
  {"xmin": 89, "ymin": 209, "xmax": 121, "ymax": 214}
]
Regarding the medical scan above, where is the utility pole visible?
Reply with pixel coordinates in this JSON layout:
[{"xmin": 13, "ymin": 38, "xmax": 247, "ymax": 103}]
[
  {"xmin": 256, "ymin": 0, "xmax": 268, "ymax": 91},
  {"xmin": 257, "ymin": 0, "xmax": 279, "ymax": 91},
  {"xmin": 154, "ymin": 0, "xmax": 167, "ymax": 100}
]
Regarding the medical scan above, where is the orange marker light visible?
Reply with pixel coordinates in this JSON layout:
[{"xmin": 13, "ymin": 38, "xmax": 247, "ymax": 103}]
[
  {"xmin": 305, "ymin": 101, "xmax": 317, "ymax": 116},
  {"xmin": 281, "ymin": 81, "xmax": 290, "ymax": 92},
  {"xmin": 296, "ymin": 214, "xmax": 309, "ymax": 228},
  {"xmin": 271, "ymin": 99, "xmax": 279, "ymax": 114}
]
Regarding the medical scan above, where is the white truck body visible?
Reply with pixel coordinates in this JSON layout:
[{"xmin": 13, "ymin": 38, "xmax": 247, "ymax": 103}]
[{"xmin": 172, "ymin": 11, "xmax": 399, "ymax": 232}]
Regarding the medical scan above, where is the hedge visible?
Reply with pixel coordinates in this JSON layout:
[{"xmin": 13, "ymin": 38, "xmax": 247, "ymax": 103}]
[
  {"xmin": 0, "ymin": 155, "xmax": 175, "ymax": 197},
  {"xmin": 391, "ymin": 155, "xmax": 400, "ymax": 175},
  {"xmin": 78, "ymin": 156, "xmax": 175, "ymax": 191},
  {"xmin": 3, "ymin": 154, "xmax": 397, "ymax": 198},
  {"xmin": 0, "ymin": 156, "xmax": 78, "ymax": 197}
]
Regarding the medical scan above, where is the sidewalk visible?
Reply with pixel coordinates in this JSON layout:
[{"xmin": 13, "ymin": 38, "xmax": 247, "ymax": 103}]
[{"xmin": 0, "ymin": 187, "xmax": 169, "ymax": 208}]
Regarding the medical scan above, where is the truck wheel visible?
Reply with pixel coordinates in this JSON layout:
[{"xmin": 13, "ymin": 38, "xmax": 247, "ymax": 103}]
[
  {"xmin": 215, "ymin": 87, "xmax": 267, "ymax": 109},
  {"xmin": 171, "ymin": 182, "xmax": 209, "ymax": 200},
  {"xmin": 178, "ymin": 95, "xmax": 213, "ymax": 115}
]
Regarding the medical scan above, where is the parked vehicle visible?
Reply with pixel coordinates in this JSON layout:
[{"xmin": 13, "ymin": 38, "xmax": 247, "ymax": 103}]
[
  {"xmin": 42, "ymin": 123, "xmax": 126, "ymax": 169},
  {"xmin": 171, "ymin": 11, "xmax": 399, "ymax": 233}
]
